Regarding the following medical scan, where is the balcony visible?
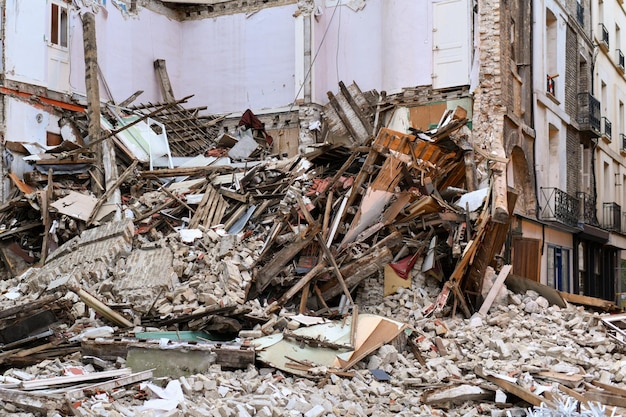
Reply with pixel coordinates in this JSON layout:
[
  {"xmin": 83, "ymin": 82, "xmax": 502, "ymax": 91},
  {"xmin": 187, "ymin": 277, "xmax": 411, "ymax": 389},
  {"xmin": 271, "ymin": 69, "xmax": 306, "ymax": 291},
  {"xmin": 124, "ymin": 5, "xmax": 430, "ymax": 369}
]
[
  {"xmin": 602, "ymin": 117, "xmax": 612, "ymax": 141},
  {"xmin": 540, "ymin": 187, "xmax": 581, "ymax": 229},
  {"xmin": 618, "ymin": 49, "xmax": 625, "ymax": 72},
  {"xmin": 577, "ymin": 3, "xmax": 584, "ymax": 27},
  {"xmin": 577, "ymin": 192, "xmax": 599, "ymax": 227},
  {"xmin": 577, "ymin": 93, "xmax": 601, "ymax": 134},
  {"xmin": 603, "ymin": 202, "xmax": 622, "ymax": 232},
  {"xmin": 621, "ymin": 133, "xmax": 626, "ymax": 152},
  {"xmin": 600, "ymin": 23, "xmax": 610, "ymax": 52}
]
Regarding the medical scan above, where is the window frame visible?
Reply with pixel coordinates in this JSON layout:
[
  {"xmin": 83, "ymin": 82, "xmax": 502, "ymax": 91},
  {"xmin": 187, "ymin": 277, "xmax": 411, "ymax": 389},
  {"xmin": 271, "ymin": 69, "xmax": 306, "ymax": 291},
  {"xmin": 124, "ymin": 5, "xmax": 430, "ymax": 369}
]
[{"xmin": 49, "ymin": 0, "xmax": 69, "ymax": 49}]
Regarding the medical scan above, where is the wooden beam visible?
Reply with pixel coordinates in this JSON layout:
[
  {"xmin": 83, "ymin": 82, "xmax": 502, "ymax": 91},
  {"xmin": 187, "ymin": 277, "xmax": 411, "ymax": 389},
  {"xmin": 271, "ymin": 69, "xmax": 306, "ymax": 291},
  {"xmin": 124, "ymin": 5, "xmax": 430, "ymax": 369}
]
[
  {"xmin": 338, "ymin": 81, "xmax": 373, "ymax": 134},
  {"xmin": 478, "ymin": 265, "xmax": 512, "ymax": 315},
  {"xmin": 73, "ymin": 286, "xmax": 133, "ymax": 328},
  {"xmin": 475, "ymin": 366, "xmax": 554, "ymax": 408},
  {"xmin": 87, "ymin": 160, "xmax": 138, "ymax": 225},
  {"xmin": 154, "ymin": 59, "xmax": 176, "ymax": 102},
  {"xmin": 265, "ymin": 263, "xmax": 328, "ymax": 313},
  {"xmin": 65, "ymin": 370, "xmax": 153, "ymax": 400},
  {"xmin": 255, "ymin": 226, "xmax": 318, "ymax": 292},
  {"xmin": 559, "ymin": 292, "xmax": 618, "ymax": 311},
  {"xmin": 138, "ymin": 164, "xmax": 234, "ymax": 179},
  {"xmin": 82, "ymin": 12, "xmax": 103, "ymax": 196},
  {"xmin": 327, "ymin": 91, "xmax": 362, "ymax": 144},
  {"xmin": 21, "ymin": 368, "xmax": 132, "ymax": 390},
  {"xmin": 557, "ymin": 384, "xmax": 588, "ymax": 404}
]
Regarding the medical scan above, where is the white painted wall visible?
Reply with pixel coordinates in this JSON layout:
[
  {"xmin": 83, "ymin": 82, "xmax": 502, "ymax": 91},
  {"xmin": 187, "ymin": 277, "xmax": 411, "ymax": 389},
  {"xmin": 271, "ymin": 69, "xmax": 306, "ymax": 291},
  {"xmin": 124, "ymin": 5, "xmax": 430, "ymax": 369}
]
[
  {"xmin": 4, "ymin": 0, "xmax": 467, "ymax": 114},
  {"xmin": 4, "ymin": 98, "xmax": 62, "ymax": 175},
  {"xmin": 592, "ymin": 0, "xmax": 626, "ymax": 211},
  {"xmin": 4, "ymin": 0, "xmax": 48, "ymax": 86},
  {"xmin": 69, "ymin": 4, "xmax": 183, "ymax": 105},
  {"xmin": 179, "ymin": 5, "xmax": 298, "ymax": 113},
  {"xmin": 5, "ymin": 99, "xmax": 55, "ymax": 144},
  {"xmin": 313, "ymin": 0, "xmax": 433, "ymax": 100}
]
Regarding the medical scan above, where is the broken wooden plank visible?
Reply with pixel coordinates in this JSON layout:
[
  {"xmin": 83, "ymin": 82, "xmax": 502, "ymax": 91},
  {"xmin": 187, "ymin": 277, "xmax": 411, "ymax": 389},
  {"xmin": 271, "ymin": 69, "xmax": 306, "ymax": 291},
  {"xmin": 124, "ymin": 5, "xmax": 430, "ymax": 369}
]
[
  {"xmin": 560, "ymin": 292, "xmax": 618, "ymax": 311},
  {"xmin": 40, "ymin": 169, "xmax": 53, "ymax": 263},
  {"xmin": 585, "ymin": 390, "xmax": 626, "ymax": 408},
  {"xmin": 72, "ymin": 286, "xmax": 133, "ymax": 328},
  {"xmin": 591, "ymin": 379, "xmax": 626, "ymax": 397},
  {"xmin": 463, "ymin": 189, "xmax": 517, "ymax": 307},
  {"xmin": 478, "ymin": 264, "xmax": 512, "ymax": 316},
  {"xmin": 65, "ymin": 369, "xmax": 154, "ymax": 400},
  {"xmin": 321, "ymin": 245, "xmax": 393, "ymax": 300},
  {"xmin": 475, "ymin": 366, "xmax": 554, "ymax": 408},
  {"xmin": 20, "ymin": 368, "xmax": 132, "ymax": 390},
  {"xmin": 138, "ymin": 164, "xmax": 234, "ymax": 179},
  {"xmin": 557, "ymin": 383, "xmax": 589, "ymax": 404},
  {"xmin": 338, "ymin": 81, "xmax": 373, "ymax": 135},
  {"xmin": 265, "ymin": 263, "xmax": 328, "ymax": 313},
  {"xmin": 535, "ymin": 371, "xmax": 583, "ymax": 388},
  {"xmin": 255, "ymin": 226, "xmax": 318, "ymax": 292}
]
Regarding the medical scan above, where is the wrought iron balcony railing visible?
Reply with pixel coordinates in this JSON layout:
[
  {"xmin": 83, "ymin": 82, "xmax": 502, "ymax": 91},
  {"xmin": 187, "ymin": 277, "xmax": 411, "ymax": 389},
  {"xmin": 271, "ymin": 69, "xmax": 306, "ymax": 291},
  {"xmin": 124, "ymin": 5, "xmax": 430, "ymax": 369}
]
[
  {"xmin": 603, "ymin": 202, "xmax": 622, "ymax": 232},
  {"xmin": 577, "ymin": 93, "xmax": 601, "ymax": 134},
  {"xmin": 577, "ymin": 191, "xmax": 599, "ymax": 226},
  {"xmin": 540, "ymin": 187, "xmax": 581, "ymax": 229},
  {"xmin": 603, "ymin": 117, "xmax": 612, "ymax": 140}
]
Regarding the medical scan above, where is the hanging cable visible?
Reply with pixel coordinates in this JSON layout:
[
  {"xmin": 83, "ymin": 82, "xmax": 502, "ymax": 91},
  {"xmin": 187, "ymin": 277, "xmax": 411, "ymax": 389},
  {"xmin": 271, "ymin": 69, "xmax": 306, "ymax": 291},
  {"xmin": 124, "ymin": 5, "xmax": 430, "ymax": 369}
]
[{"xmin": 288, "ymin": 0, "xmax": 342, "ymax": 114}]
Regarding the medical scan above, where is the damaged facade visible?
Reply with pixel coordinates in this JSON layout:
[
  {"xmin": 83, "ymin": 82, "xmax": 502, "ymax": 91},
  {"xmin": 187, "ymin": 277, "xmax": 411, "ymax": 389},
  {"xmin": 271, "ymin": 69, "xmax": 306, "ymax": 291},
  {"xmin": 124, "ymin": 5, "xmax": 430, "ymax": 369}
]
[
  {"xmin": 3, "ymin": 0, "xmax": 623, "ymax": 300},
  {"xmin": 1, "ymin": 0, "xmax": 626, "ymax": 415}
]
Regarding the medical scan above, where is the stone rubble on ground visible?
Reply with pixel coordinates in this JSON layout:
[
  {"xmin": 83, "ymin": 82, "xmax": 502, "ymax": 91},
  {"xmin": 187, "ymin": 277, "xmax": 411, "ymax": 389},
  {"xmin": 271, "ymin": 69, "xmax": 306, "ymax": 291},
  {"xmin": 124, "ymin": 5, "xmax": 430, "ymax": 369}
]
[{"xmin": 1, "ymin": 245, "xmax": 624, "ymax": 416}]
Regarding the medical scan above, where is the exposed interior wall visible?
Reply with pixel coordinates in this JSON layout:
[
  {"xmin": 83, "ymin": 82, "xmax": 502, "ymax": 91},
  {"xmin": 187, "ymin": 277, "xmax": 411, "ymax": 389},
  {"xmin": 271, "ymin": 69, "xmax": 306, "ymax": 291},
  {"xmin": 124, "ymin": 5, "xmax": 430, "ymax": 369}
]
[
  {"xmin": 3, "ymin": 97, "xmax": 61, "ymax": 176},
  {"xmin": 312, "ymin": 1, "xmax": 431, "ymax": 102},
  {"xmin": 69, "ymin": 4, "xmax": 183, "ymax": 106},
  {"xmin": 179, "ymin": 5, "xmax": 298, "ymax": 113},
  {"xmin": 4, "ymin": 1, "xmax": 465, "ymax": 116}
]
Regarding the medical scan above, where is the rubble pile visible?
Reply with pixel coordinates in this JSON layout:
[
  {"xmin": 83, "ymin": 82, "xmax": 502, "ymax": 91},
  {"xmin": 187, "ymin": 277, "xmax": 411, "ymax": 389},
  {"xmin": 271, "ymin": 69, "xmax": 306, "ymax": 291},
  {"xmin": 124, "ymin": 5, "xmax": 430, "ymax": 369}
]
[{"xmin": 0, "ymin": 82, "xmax": 625, "ymax": 416}]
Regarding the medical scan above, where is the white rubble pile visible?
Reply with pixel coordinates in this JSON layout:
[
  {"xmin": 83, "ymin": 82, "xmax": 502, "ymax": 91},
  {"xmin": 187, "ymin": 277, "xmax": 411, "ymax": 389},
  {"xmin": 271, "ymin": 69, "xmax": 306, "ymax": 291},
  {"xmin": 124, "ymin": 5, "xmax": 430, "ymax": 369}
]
[{"xmin": 3, "ymin": 280, "xmax": 624, "ymax": 416}]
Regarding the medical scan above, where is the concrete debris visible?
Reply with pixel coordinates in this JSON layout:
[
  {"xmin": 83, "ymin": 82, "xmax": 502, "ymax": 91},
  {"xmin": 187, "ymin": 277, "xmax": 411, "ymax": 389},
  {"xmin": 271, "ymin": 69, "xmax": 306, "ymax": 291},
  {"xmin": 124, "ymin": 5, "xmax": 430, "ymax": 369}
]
[{"xmin": 0, "ymin": 82, "xmax": 624, "ymax": 417}]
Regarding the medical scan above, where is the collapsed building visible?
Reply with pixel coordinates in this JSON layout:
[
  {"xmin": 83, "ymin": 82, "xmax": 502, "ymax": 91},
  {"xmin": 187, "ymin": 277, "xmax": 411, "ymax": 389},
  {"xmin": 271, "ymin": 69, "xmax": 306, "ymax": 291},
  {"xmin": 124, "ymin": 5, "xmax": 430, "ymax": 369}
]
[{"xmin": 0, "ymin": 0, "xmax": 625, "ymax": 416}]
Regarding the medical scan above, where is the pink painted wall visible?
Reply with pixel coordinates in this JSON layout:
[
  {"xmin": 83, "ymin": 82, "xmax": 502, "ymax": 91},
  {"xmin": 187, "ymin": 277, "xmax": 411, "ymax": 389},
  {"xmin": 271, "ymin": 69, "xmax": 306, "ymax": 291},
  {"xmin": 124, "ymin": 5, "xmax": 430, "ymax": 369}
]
[
  {"xmin": 312, "ymin": 0, "xmax": 432, "ymax": 101},
  {"xmin": 69, "ymin": 5, "xmax": 183, "ymax": 105},
  {"xmin": 5, "ymin": 1, "xmax": 435, "ymax": 113},
  {"xmin": 179, "ymin": 6, "xmax": 298, "ymax": 113}
]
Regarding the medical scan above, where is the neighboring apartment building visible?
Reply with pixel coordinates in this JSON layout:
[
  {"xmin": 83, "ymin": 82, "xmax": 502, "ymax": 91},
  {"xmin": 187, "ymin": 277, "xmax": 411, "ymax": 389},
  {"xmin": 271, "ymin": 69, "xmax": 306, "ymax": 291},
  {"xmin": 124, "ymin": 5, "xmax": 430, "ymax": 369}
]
[
  {"xmin": 589, "ymin": 0, "xmax": 626, "ymax": 300},
  {"xmin": 525, "ymin": 0, "xmax": 626, "ymax": 303}
]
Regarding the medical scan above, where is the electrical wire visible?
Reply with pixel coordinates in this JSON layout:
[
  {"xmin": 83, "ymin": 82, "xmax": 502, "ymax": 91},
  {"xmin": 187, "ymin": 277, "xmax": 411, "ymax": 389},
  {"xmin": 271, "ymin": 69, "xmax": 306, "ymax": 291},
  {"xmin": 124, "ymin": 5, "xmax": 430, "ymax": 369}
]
[
  {"xmin": 336, "ymin": 0, "xmax": 342, "ymax": 84},
  {"xmin": 288, "ymin": 0, "xmax": 343, "ymax": 114}
]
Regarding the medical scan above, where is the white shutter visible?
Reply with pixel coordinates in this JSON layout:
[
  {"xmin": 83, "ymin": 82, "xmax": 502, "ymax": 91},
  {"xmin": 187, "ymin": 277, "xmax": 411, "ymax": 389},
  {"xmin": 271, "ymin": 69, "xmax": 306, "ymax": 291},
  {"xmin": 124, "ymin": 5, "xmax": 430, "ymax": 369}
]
[{"xmin": 432, "ymin": 0, "xmax": 471, "ymax": 89}]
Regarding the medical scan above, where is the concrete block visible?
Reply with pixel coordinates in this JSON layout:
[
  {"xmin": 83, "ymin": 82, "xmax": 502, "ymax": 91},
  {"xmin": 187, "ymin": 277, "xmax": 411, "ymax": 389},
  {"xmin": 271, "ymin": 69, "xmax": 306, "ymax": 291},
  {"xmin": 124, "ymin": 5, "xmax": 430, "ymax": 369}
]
[{"xmin": 304, "ymin": 405, "xmax": 325, "ymax": 417}]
